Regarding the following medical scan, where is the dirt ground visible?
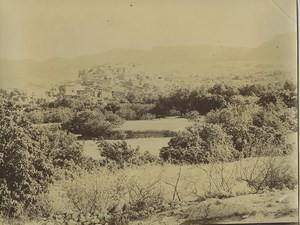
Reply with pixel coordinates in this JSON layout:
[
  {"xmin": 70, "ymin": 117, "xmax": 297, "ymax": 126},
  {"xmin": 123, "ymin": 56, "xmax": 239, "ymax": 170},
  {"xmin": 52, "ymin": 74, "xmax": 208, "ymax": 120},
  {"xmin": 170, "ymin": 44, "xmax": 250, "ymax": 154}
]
[{"xmin": 131, "ymin": 188, "xmax": 298, "ymax": 225}]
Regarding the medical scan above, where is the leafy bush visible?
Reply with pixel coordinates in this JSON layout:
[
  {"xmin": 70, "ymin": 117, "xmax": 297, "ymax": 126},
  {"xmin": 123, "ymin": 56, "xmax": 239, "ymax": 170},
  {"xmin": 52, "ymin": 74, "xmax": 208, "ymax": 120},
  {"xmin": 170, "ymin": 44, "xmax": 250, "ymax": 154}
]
[
  {"xmin": 0, "ymin": 101, "xmax": 53, "ymax": 217},
  {"xmin": 42, "ymin": 127, "xmax": 84, "ymax": 169},
  {"xmin": 44, "ymin": 107, "xmax": 74, "ymax": 123},
  {"xmin": 98, "ymin": 141, "xmax": 159, "ymax": 168},
  {"xmin": 140, "ymin": 113, "xmax": 156, "ymax": 120},
  {"xmin": 62, "ymin": 110, "xmax": 118, "ymax": 138},
  {"xmin": 185, "ymin": 110, "xmax": 200, "ymax": 121},
  {"xmin": 26, "ymin": 110, "xmax": 45, "ymax": 124},
  {"xmin": 160, "ymin": 123, "xmax": 237, "ymax": 164},
  {"xmin": 205, "ymin": 102, "xmax": 295, "ymax": 157}
]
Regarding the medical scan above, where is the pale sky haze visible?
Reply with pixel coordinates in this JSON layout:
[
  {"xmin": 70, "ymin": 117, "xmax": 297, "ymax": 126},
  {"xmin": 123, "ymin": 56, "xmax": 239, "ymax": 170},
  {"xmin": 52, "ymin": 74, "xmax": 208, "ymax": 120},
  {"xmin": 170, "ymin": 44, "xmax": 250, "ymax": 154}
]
[{"xmin": 0, "ymin": 0, "xmax": 297, "ymax": 60}]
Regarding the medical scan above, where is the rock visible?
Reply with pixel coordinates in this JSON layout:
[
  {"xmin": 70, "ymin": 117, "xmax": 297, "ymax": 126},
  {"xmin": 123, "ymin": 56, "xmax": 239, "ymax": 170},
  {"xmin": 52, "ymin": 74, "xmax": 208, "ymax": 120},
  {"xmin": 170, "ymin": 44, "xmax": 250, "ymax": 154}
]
[
  {"xmin": 94, "ymin": 210, "xmax": 100, "ymax": 216},
  {"xmin": 79, "ymin": 216, "xmax": 86, "ymax": 223},
  {"xmin": 84, "ymin": 222, "xmax": 91, "ymax": 225},
  {"xmin": 56, "ymin": 214, "xmax": 63, "ymax": 219},
  {"xmin": 71, "ymin": 212, "xmax": 79, "ymax": 220},
  {"xmin": 67, "ymin": 219, "xmax": 78, "ymax": 225},
  {"xmin": 91, "ymin": 218, "xmax": 101, "ymax": 224},
  {"xmin": 185, "ymin": 199, "xmax": 256, "ymax": 221},
  {"xmin": 148, "ymin": 206, "xmax": 154, "ymax": 213},
  {"xmin": 45, "ymin": 222, "xmax": 55, "ymax": 225},
  {"xmin": 241, "ymin": 214, "xmax": 249, "ymax": 219},
  {"xmin": 161, "ymin": 203, "xmax": 170, "ymax": 210},
  {"xmin": 55, "ymin": 218, "xmax": 64, "ymax": 224}
]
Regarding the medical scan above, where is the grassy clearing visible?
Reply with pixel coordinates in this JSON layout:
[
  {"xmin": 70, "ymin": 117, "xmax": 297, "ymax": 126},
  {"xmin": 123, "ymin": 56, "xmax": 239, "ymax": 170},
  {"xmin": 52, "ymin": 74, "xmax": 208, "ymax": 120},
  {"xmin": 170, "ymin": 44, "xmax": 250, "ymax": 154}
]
[{"xmin": 116, "ymin": 118, "xmax": 194, "ymax": 132}]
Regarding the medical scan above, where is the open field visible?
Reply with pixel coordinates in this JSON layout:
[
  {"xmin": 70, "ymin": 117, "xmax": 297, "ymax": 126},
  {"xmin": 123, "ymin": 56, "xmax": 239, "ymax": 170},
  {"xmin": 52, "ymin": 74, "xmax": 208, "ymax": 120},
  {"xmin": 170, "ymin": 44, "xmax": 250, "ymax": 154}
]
[
  {"xmin": 116, "ymin": 118, "xmax": 194, "ymax": 132},
  {"xmin": 82, "ymin": 118, "xmax": 195, "ymax": 159}
]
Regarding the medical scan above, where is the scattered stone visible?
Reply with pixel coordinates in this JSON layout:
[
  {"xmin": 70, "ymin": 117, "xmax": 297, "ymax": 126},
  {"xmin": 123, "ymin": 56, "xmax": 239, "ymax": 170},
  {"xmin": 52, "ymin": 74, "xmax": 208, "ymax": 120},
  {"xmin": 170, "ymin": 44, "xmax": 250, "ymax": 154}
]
[
  {"xmin": 185, "ymin": 198, "xmax": 256, "ymax": 222},
  {"xmin": 79, "ymin": 216, "xmax": 86, "ymax": 223},
  {"xmin": 91, "ymin": 218, "xmax": 101, "ymax": 224},
  {"xmin": 45, "ymin": 222, "xmax": 55, "ymax": 225},
  {"xmin": 72, "ymin": 212, "xmax": 79, "ymax": 220},
  {"xmin": 67, "ymin": 219, "xmax": 78, "ymax": 225},
  {"xmin": 83, "ymin": 222, "xmax": 91, "ymax": 225},
  {"xmin": 241, "ymin": 214, "xmax": 249, "ymax": 219},
  {"xmin": 161, "ymin": 203, "xmax": 170, "ymax": 210}
]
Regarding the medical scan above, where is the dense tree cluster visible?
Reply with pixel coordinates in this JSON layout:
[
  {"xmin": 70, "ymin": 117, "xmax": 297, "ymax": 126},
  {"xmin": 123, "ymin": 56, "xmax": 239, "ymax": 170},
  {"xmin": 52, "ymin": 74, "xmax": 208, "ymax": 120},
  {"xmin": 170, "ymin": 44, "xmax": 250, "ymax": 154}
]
[{"xmin": 159, "ymin": 81, "xmax": 297, "ymax": 163}]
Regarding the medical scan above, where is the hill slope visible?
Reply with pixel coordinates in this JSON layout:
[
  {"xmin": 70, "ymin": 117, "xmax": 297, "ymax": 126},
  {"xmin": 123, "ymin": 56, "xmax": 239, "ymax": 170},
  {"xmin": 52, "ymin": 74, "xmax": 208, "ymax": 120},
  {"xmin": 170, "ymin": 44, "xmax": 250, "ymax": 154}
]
[{"xmin": 0, "ymin": 32, "xmax": 296, "ymax": 90}]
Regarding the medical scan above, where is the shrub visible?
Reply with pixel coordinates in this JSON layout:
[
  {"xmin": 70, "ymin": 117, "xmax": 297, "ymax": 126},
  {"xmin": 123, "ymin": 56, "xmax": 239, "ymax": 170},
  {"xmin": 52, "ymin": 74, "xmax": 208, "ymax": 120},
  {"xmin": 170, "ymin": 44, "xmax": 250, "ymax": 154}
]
[
  {"xmin": 160, "ymin": 123, "xmax": 237, "ymax": 164},
  {"xmin": 26, "ymin": 109, "xmax": 44, "ymax": 124},
  {"xmin": 44, "ymin": 107, "xmax": 74, "ymax": 123},
  {"xmin": 63, "ymin": 171, "xmax": 129, "ymax": 214},
  {"xmin": 0, "ymin": 101, "xmax": 53, "ymax": 218},
  {"xmin": 62, "ymin": 110, "xmax": 115, "ymax": 138},
  {"xmin": 185, "ymin": 110, "xmax": 200, "ymax": 121},
  {"xmin": 42, "ymin": 127, "xmax": 84, "ymax": 169},
  {"xmin": 98, "ymin": 141, "xmax": 141, "ymax": 168},
  {"xmin": 241, "ymin": 157, "xmax": 297, "ymax": 192},
  {"xmin": 98, "ymin": 141, "xmax": 159, "ymax": 168},
  {"xmin": 140, "ymin": 113, "xmax": 156, "ymax": 120}
]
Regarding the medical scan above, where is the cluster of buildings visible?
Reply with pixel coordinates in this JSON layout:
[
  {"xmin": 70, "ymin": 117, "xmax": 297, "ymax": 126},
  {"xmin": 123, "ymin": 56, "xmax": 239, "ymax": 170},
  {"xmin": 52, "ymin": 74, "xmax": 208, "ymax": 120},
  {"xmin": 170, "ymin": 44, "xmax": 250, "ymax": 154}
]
[
  {"xmin": 45, "ymin": 63, "xmax": 177, "ymax": 103},
  {"xmin": 5, "ymin": 63, "xmax": 180, "ymax": 105}
]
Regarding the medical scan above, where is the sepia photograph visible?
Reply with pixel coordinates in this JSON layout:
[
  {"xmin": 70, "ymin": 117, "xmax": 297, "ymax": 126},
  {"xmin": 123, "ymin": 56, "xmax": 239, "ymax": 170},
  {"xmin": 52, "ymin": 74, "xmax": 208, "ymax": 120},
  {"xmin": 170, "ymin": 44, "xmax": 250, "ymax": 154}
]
[{"xmin": 0, "ymin": 0, "xmax": 298, "ymax": 224}]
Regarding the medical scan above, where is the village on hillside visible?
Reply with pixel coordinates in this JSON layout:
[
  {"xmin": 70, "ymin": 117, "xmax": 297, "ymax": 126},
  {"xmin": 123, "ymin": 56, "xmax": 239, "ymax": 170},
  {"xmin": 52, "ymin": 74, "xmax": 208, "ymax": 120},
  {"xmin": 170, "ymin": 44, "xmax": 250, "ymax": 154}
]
[{"xmin": 3, "ymin": 63, "xmax": 182, "ymax": 105}]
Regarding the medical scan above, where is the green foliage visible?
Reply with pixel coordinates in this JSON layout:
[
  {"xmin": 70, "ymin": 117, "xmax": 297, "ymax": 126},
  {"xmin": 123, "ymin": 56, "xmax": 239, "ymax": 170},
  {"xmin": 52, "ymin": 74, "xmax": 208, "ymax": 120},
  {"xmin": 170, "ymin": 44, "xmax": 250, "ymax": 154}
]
[
  {"xmin": 26, "ymin": 109, "xmax": 45, "ymax": 124},
  {"xmin": 152, "ymin": 88, "xmax": 226, "ymax": 117},
  {"xmin": 239, "ymin": 84, "xmax": 266, "ymax": 96},
  {"xmin": 62, "ymin": 110, "xmax": 121, "ymax": 138},
  {"xmin": 0, "ymin": 101, "xmax": 53, "ymax": 217},
  {"xmin": 205, "ymin": 100, "xmax": 294, "ymax": 157},
  {"xmin": 116, "ymin": 107, "xmax": 137, "ymax": 120},
  {"xmin": 160, "ymin": 124, "xmax": 237, "ymax": 164},
  {"xmin": 98, "ymin": 141, "xmax": 159, "ymax": 168},
  {"xmin": 42, "ymin": 127, "xmax": 84, "ymax": 169},
  {"xmin": 43, "ymin": 107, "xmax": 74, "ymax": 123},
  {"xmin": 185, "ymin": 110, "xmax": 200, "ymax": 121}
]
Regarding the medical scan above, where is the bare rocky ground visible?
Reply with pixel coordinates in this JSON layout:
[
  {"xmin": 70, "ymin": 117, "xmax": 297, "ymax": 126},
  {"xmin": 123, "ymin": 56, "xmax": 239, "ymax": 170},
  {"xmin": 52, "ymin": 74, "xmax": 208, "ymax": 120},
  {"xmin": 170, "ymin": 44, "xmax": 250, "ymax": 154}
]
[
  {"xmin": 1, "ymin": 188, "xmax": 297, "ymax": 225},
  {"xmin": 131, "ymin": 188, "xmax": 298, "ymax": 225}
]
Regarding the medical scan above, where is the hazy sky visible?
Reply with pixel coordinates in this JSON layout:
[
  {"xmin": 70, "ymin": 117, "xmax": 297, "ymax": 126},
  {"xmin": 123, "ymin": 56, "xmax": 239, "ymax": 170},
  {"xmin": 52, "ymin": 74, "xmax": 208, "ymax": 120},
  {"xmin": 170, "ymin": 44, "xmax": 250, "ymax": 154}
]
[{"xmin": 0, "ymin": 0, "xmax": 296, "ymax": 60}]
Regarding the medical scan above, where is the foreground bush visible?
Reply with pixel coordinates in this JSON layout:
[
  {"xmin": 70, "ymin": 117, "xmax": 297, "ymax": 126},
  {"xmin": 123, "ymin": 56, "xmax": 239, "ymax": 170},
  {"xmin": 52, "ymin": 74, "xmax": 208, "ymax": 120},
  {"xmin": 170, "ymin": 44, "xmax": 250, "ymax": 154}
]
[
  {"xmin": 0, "ymin": 102, "xmax": 53, "ymax": 217},
  {"xmin": 241, "ymin": 157, "xmax": 297, "ymax": 192}
]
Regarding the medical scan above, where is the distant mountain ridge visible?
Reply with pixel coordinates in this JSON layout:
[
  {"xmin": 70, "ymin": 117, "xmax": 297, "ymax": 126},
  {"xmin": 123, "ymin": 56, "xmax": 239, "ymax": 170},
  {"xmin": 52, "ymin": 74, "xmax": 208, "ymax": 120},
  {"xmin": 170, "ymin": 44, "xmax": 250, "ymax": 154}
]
[{"xmin": 0, "ymin": 32, "xmax": 296, "ymax": 90}]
